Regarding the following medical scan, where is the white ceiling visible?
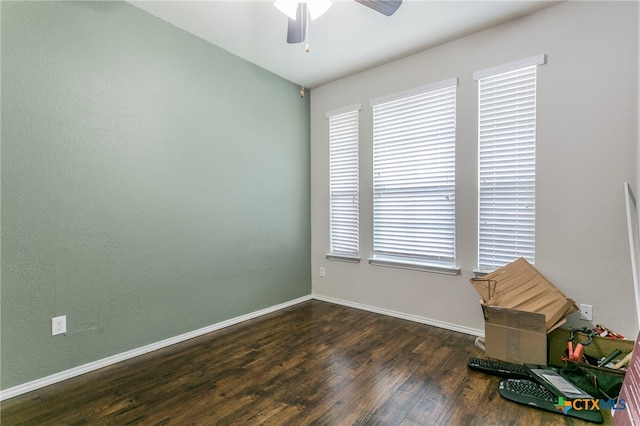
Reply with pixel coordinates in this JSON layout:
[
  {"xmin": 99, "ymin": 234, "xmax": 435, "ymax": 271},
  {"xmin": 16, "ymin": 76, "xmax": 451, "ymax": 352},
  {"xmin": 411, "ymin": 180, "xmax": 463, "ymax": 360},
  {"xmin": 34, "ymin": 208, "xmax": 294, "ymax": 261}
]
[{"xmin": 130, "ymin": 0, "xmax": 559, "ymax": 88}]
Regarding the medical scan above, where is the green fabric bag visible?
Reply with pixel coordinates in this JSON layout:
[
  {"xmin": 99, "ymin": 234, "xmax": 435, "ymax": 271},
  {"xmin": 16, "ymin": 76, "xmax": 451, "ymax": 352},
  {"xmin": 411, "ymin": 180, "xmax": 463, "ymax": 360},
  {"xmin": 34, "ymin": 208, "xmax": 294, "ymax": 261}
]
[{"xmin": 559, "ymin": 361, "xmax": 626, "ymax": 400}]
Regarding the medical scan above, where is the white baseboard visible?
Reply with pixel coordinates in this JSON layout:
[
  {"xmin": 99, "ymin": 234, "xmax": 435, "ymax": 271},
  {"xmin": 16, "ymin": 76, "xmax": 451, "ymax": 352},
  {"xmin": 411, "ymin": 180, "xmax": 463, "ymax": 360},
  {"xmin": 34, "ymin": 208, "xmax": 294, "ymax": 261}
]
[
  {"xmin": 1, "ymin": 293, "xmax": 482, "ymax": 402},
  {"xmin": 312, "ymin": 294, "xmax": 485, "ymax": 337},
  {"xmin": 0, "ymin": 295, "xmax": 312, "ymax": 402}
]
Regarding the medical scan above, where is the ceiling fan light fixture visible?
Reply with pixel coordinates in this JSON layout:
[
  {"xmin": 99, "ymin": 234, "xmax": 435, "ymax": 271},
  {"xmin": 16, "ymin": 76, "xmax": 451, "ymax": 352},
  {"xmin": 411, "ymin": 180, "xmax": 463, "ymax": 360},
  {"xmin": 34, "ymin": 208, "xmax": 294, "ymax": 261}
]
[
  {"xmin": 274, "ymin": 0, "xmax": 299, "ymax": 20},
  {"xmin": 275, "ymin": 0, "xmax": 332, "ymax": 21},
  {"xmin": 308, "ymin": 0, "xmax": 332, "ymax": 20}
]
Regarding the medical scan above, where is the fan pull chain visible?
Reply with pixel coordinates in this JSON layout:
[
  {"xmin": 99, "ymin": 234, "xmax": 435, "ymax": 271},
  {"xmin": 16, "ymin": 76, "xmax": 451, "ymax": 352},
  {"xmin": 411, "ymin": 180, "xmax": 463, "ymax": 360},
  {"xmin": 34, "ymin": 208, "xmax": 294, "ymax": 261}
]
[
  {"xmin": 300, "ymin": 26, "xmax": 308, "ymax": 98},
  {"xmin": 299, "ymin": 5, "xmax": 311, "ymax": 99},
  {"xmin": 300, "ymin": 42, "xmax": 305, "ymax": 98}
]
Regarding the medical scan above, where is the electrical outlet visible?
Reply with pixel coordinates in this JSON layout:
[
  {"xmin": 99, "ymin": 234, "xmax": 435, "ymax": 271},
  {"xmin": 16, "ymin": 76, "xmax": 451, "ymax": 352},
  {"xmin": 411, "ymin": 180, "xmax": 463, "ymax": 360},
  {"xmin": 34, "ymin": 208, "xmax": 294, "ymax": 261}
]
[
  {"xmin": 319, "ymin": 267, "xmax": 326, "ymax": 277},
  {"xmin": 579, "ymin": 304, "xmax": 593, "ymax": 321},
  {"xmin": 52, "ymin": 315, "xmax": 66, "ymax": 336}
]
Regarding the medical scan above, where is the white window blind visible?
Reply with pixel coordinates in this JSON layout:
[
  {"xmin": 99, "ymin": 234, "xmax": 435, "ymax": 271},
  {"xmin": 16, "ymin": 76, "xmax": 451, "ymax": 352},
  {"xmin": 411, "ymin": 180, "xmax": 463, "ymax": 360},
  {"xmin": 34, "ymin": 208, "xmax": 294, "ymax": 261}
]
[
  {"xmin": 370, "ymin": 79, "xmax": 457, "ymax": 270},
  {"xmin": 476, "ymin": 59, "xmax": 543, "ymax": 272},
  {"xmin": 328, "ymin": 106, "xmax": 360, "ymax": 257}
]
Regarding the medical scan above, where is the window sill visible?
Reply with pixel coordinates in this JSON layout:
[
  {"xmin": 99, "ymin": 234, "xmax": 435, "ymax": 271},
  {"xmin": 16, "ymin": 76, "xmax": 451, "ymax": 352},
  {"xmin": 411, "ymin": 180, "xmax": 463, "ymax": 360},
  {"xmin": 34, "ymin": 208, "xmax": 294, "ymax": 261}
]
[
  {"xmin": 368, "ymin": 256, "xmax": 461, "ymax": 276},
  {"xmin": 326, "ymin": 254, "xmax": 361, "ymax": 263}
]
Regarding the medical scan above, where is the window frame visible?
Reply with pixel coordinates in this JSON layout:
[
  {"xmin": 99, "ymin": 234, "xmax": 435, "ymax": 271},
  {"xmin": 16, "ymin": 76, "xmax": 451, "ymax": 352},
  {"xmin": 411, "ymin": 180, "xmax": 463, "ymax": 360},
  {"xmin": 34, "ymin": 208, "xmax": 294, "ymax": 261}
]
[
  {"xmin": 326, "ymin": 104, "xmax": 362, "ymax": 263},
  {"xmin": 368, "ymin": 78, "xmax": 460, "ymax": 275},
  {"xmin": 474, "ymin": 54, "xmax": 546, "ymax": 273}
]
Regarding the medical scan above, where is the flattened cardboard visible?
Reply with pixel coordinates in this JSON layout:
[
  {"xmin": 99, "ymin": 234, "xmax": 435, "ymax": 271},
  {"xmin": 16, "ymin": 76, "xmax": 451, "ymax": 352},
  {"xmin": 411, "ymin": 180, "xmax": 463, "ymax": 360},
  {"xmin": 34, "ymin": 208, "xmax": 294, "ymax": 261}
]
[
  {"xmin": 483, "ymin": 305, "xmax": 548, "ymax": 365},
  {"xmin": 614, "ymin": 332, "xmax": 640, "ymax": 426}
]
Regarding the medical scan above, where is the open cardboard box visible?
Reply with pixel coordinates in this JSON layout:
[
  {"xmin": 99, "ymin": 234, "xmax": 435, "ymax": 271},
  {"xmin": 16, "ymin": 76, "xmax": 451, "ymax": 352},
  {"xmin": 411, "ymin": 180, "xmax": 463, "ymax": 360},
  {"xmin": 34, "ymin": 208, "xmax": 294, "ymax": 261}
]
[{"xmin": 471, "ymin": 258, "xmax": 578, "ymax": 364}]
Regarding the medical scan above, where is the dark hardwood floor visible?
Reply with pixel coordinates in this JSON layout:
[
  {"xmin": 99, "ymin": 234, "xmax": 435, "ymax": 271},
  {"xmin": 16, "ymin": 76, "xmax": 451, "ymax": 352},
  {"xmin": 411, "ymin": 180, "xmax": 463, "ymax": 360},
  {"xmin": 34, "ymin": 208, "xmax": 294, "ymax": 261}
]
[{"xmin": 1, "ymin": 300, "xmax": 610, "ymax": 425}]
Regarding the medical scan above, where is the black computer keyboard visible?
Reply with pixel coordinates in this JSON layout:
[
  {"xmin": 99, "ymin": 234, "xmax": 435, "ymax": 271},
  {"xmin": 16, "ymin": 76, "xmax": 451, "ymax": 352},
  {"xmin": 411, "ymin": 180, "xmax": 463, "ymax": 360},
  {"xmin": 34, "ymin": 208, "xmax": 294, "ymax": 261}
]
[
  {"xmin": 499, "ymin": 379, "xmax": 604, "ymax": 424},
  {"xmin": 467, "ymin": 357, "xmax": 530, "ymax": 379}
]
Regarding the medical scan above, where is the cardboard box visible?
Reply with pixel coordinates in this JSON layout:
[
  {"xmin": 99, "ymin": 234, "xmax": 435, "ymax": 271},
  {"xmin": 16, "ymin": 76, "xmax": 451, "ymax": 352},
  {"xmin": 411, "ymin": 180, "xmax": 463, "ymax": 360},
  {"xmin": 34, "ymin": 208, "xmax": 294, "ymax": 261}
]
[
  {"xmin": 548, "ymin": 328, "xmax": 635, "ymax": 368},
  {"xmin": 483, "ymin": 305, "xmax": 548, "ymax": 365},
  {"xmin": 471, "ymin": 258, "xmax": 579, "ymax": 364}
]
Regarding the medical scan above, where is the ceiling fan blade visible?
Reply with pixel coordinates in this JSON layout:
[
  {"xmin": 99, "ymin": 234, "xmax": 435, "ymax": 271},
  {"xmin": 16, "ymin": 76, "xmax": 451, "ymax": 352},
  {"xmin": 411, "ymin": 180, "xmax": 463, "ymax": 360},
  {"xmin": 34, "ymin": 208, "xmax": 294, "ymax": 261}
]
[
  {"xmin": 287, "ymin": 2, "xmax": 307, "ymax": 44},
  {"xmin": 354, "ymin": 0, "xmax": 402, "ymax": 16}
]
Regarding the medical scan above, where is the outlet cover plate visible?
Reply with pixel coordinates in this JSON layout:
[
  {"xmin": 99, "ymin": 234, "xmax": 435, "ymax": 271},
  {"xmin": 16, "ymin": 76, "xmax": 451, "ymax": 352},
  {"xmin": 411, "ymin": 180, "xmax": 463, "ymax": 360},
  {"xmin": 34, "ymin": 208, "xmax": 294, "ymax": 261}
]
[
  {"xmin": 52, "ymin": 315, "xmax": 66, "ymax": 336},
  {"xmin": 579, "ymin": 304, "xmax": 593, "ymax": 321}
]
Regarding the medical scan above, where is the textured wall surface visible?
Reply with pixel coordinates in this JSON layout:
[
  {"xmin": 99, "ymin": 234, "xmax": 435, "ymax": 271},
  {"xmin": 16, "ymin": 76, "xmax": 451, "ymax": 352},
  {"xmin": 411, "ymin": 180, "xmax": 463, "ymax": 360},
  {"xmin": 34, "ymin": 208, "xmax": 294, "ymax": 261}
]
[
  {"xmin": 311, "ymin": 1, "xmax": 639, "ymax": 337},
  {"xmin": 1, "ymin": 1, "xmax": 310, "ymax": 390}
]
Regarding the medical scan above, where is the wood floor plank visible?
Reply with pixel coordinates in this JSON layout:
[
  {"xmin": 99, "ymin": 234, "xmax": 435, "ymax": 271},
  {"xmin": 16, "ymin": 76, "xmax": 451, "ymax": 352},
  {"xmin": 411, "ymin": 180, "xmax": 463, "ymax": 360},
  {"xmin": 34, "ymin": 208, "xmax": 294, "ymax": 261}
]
[{"xmin": 1, "ymin": 301, "xmax": 609, "ymax": 425}]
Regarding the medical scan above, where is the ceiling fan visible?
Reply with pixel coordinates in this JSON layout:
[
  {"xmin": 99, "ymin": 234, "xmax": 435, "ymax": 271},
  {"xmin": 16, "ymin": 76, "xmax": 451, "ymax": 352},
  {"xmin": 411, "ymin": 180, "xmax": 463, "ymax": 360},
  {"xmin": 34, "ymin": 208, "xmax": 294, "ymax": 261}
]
[{"xmin": 275, "ymin": 0, "xmax": 403, "ymax": 44}]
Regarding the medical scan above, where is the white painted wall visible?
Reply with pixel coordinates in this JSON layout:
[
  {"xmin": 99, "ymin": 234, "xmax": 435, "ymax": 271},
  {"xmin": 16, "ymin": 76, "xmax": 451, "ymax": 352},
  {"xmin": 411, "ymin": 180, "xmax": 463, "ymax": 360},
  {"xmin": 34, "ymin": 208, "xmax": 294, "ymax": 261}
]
[{"xmin": 310, "ymin": 1, "xmax": 639, "ymax": 338}]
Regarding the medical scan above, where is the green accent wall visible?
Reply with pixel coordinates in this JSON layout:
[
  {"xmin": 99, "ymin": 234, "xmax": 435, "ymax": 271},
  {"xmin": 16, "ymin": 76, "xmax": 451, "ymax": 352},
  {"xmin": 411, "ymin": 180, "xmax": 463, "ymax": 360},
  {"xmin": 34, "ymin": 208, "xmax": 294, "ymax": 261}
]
[{"xmin": 1, "ymin": 1, "xmax": 311, "ymax": 390}]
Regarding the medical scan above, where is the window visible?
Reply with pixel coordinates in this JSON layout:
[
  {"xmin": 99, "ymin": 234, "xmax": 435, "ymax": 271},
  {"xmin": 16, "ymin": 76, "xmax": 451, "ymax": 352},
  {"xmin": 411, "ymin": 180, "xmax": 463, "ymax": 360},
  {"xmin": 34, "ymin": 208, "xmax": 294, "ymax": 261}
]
[
  {"xmin": 369, "ymin": 78, "xmax": 459, "ymax": 274},
  {"xmin": 474, "ymin": 55, "xmax": 545, "ymax": 272},
  {"xmin": 327, "ymin": 105, "xmax": 360, "ymax": 260}
]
